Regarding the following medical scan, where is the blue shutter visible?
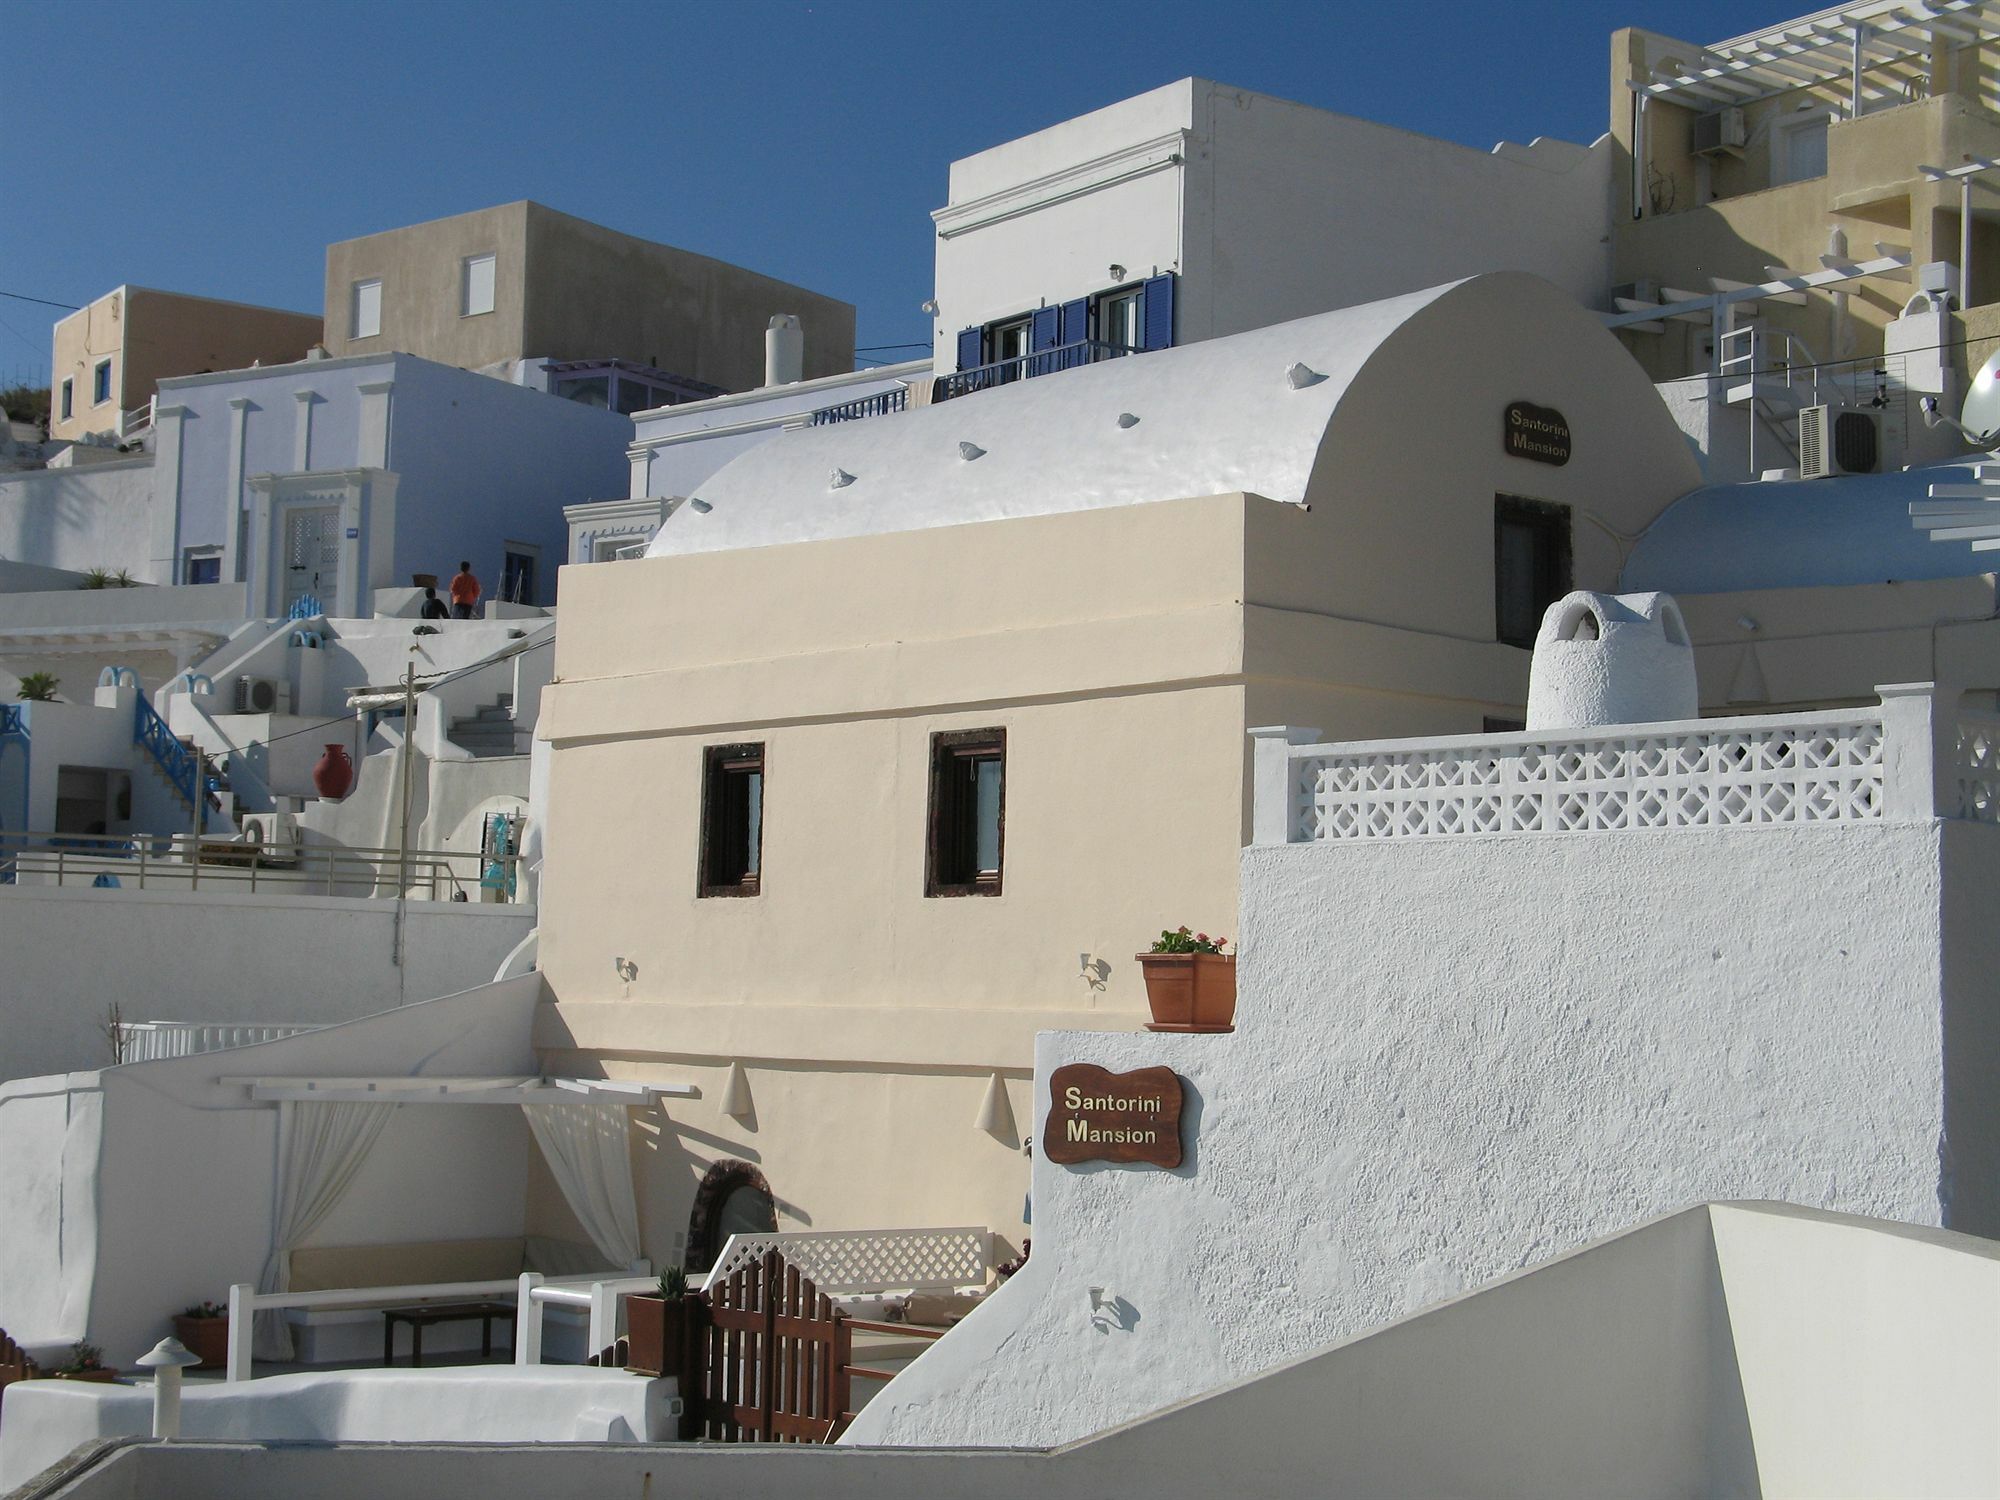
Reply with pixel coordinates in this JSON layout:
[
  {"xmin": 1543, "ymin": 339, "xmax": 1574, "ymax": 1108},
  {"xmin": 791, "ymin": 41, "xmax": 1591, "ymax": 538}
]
[
  {"xmin": 1141, "ymin": 274, "xmax": 1176, "ymax": 351},
  {"xmin": 1059, "ymin": 298, "xmax": 1089, "ymax": 345},
  {"xmin": 1030, "ymin": 306, "xmax": 1061, "ymax": 351},
  {"xmin": 956, "ymin": 326, "xmax": 983, "ymax": 372}
]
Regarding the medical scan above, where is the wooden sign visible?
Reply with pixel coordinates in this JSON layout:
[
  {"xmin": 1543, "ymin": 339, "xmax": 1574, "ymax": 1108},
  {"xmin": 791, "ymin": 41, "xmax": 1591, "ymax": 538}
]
[
  {"xmin": 1044, "ymin": 1064, "xmax": 1184, "ymax": 1168},
  {"xmin": 1504, "ymin": 401, "xmax": 1571, "ymax": 465}
]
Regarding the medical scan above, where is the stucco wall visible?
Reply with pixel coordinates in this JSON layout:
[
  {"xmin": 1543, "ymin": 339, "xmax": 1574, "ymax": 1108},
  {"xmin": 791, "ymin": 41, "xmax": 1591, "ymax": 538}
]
[
  {"xmin": 0, "ymin": 883, "xmax": 535, "ymax": 1081},
  {"xmin": 851, "ymin": 817, "xmax": 1971, "ymax": 1447},
  {"xmin": 324, "ymin": 203, "xmax": 532, "ymax": 367},
  {"xmin": 0, "ymin": 459, "xmax": 156, "ymax": 577}
]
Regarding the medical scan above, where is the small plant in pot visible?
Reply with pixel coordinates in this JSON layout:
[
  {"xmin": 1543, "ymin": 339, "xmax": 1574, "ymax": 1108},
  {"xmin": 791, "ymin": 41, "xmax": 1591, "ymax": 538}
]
[
  {"xmin": 624, "ymin": 1266, "xmax": 691, "ymax": 1379},
  {"xmin": 172, "ymin": 1301, "xmax": 230, "ymax": 1371},
  {"xmin": 51, "ymin": 1339, "xmax": 117, "ymax": 1382},
  {"xmin": 1137, "ymin": 926, "xmax": 1237, "ymax": 1033}
]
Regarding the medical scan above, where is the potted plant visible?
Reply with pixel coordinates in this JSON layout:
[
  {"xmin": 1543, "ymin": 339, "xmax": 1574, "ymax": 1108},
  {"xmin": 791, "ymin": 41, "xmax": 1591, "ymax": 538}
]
[
  {"xmin": 1137, "ymin": 927, "xmax": 1237, "ymax": 1033},
  {"xmin": 15, "ymin": 671, "xmax": 58, "ymax": 702},
  {"xmin": 624, "ymin": 1266, "xmax": 691, "ymax": 1379},
  {"xmin": 49, "ymin": 1340, "xmax": 117, "ymax": 1383},
  {"xmin": 172, "ymin": 1301, "xmax": 229, "ymax": 1371}
]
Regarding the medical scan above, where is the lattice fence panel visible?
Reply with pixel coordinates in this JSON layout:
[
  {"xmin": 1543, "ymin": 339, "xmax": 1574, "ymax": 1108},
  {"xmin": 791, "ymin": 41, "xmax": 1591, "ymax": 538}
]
[
  {"xmin": 1295, "ymin": 716, "xmax": 1887, "ymax": 842},
  {"xmin": 1956, "ymin": 714, "xmax": 2000, "ymax": 824},
  {"xmin": 704, "ymin": 1228, "xmax": 988, "ymax": 1294}
]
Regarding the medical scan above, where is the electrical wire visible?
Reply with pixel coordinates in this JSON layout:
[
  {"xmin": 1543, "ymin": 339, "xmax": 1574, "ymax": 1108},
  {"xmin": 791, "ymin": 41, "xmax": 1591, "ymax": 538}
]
[{"xmin": 0, "ymin": 291, "xmax": 80, "ymax": 311}]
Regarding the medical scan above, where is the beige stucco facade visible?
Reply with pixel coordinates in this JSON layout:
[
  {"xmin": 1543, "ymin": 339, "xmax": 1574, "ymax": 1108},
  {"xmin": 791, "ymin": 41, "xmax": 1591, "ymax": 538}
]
[
  {"xmin": 527, "ymin": 276, "xmax": 1703, "ymax": 1268},
  {"xmin": 49, "ymin": 288, "xmax": 320, "ymax": 443},
  {"xmin": 1609, "ymin": 26, "xmax": 2000, "ymax": 393},
  {"xmin": 322, "ymin": 202, "xmax": 856, "ymax": 393}
]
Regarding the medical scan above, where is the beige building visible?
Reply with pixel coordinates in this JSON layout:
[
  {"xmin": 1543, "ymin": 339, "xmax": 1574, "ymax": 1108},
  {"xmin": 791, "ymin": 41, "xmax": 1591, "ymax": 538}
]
[
  {"xmin": 49, "ymin": 288, "xmax": 320, "ymax": 444},
  {"xmin": 1608, "ymin": 6, "xmax": 2000, "ymax": 398},
  {"xmin": 525, "ymin": 273, "xmax": 1703, "ymax": 1269},
  {"xmin": 321, "ymin": 202, "xmax": 857, "ymax": 403}
]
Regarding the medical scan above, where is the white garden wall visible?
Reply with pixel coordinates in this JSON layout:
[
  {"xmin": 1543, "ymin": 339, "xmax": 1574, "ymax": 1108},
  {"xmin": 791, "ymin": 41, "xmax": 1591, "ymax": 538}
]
[{"xmin": 849, "ymin": 817, "xmax": 1988, "ymax": 1447}]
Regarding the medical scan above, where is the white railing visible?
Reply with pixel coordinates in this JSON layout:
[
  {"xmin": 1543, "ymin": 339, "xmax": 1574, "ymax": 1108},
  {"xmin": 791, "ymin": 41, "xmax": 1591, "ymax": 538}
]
[
  {"xmin": 116, "ymin": 397, "xmax": 155, "ymax": 440},
  {"xmin": 512, "ymin": 1272, "xmax": 658, "ymax": 1366},
  {"xmin": 700, "ymin": 1227, "xmax": 989, "ymax": 1295},
  {"xmin": 119, "ymin": 1020, "xmax": 323, "ymax": 1062},
  {"xmin": 1252, "ymin": 684, "xmax": 1987, "ymax": 846}
]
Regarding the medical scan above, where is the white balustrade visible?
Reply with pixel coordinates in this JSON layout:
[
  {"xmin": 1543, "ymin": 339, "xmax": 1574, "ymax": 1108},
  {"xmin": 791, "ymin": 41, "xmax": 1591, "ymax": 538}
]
[
  {"xmin": 120, "ymin": 1021, "xmax": 323, "ymax": 1062},
  {"xmin": 1254, "ymin": 685, "xmax": 1994, "ymax": 846},
  {"xmin": 511, "ymin": 1272, "xmax": 658, "ymax": 1366},
  {"xmin": 698, "ymin": 1227, "xmax": 989, "ymax": 1295}
]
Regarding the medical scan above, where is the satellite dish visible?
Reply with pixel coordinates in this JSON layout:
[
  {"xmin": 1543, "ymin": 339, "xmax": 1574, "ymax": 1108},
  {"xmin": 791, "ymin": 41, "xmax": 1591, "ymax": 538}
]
[{"xmin": 1962, "ymin": 346, "xmax": 2000, "ymax": 442}]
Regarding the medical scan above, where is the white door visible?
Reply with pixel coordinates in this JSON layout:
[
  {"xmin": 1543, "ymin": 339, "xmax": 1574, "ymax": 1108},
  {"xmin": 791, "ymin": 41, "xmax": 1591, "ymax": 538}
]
[{"xmin": 282, "ymin": 506, "xmax": 340, "ymax": 613}]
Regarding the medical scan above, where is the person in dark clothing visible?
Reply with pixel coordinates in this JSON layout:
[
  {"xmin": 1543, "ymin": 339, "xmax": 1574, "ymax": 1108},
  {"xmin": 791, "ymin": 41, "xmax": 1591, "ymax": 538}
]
[{"xmin": 419, "ymin": 587, "xmax": 450, "ymax": 620}]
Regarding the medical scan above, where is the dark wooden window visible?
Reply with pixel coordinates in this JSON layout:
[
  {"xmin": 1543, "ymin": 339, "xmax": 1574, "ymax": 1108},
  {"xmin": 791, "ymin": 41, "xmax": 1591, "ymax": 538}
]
[
  {"xmin": 698, "ymin": 743, "xmax": 763, "ymax": 897},
  {"xmin": 1494, "ymin": 495, "xmax": 1573, "ymax": 649},
  {"xmin": 926, "ymin": 728, "xmax": 1004, "ymax": 897}
]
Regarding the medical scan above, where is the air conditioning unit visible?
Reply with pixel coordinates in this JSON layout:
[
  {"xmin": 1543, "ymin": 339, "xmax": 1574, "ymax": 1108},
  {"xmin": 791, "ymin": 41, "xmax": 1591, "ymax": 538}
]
[
  {"xmin": 1691, "ymin": 106, "xmax": 1747, "ymax": 157},
  {"xmin": 1798, "ymin": 406, "xmax": 1881, "ymax": 479},
  {"xmin": 239, "ymin": 810, "xmax": 299, "ymax": 850},
  {"xmin": 235, "ymin": 674, "xmax": 290, "ymax": 714}
]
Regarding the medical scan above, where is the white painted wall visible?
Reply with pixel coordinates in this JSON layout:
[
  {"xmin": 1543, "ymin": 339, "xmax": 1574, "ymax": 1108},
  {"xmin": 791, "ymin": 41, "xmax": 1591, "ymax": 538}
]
[
  {"xmin": 0, "ymin": 883, "xmax": 536, "ymax": 1082},
  {"xmin": 0, "ymin": 978, "xmax": 541, "ymax": 1371},
  {"xmin": 849, "ymin": 816, "xmax": 1985, "ymax": 1447},
  {"xmin": 0, "ymin": 1364, "xmax": 672, "ymax": 1491},
  {"xmin": 0, "ymin": 458, "xmax": 156, "ymax": 578}
]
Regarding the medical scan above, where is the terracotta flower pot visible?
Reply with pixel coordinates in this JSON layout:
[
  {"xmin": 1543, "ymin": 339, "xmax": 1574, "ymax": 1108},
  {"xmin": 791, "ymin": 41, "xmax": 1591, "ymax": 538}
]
[
  {"xmin": 173, "ymin": 1315, "xmax": 229, "ymax": 1371},
  {"xmin": 311, "ymin": 743, "xmax": 354, "ymax": 801},
  {"xmin": 623, "ymin": 1293, "xmax": 687, "ymax": 1379},
  {"xmin": 1137, "ymin": 952, "xmax": 1237, "ymax": 1033}
]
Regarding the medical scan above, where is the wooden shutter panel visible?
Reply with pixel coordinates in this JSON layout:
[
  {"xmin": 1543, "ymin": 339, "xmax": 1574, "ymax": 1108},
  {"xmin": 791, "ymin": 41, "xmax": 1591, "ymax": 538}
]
[
  {"xmin": 1059, "ymin": 298, "xmax": 1089, "ymax": 346},
  {"xmin": 1141, "ymin": 274, "xmax": 1176, "ymax": 351},
  {"xmin": 956, "ymin": 327, "xmax": 984, "ymax": 372},
  {"xmin": 1030, "ymin": 306, "xmax": 1061, "ymax": 351}
]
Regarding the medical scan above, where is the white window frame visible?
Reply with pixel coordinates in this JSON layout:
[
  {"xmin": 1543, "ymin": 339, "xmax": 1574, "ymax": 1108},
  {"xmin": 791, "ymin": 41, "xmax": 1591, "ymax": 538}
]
[
  {"xmin": 92, "ymin": 359, "xmax": 112, "ymax": 407},
  {"xmin": 351, "ymin": 278, "xmax": 383, "ymax": 340},
  {"xmin": 1095, "ymin": 287, "xmax": 1142, "ymax": 351},
  {"xmin": 461, "ymin": 253, "xmax": 496, "ymax": 318},
  {"xmin": 1771, "ymin": 108, "xmax": 1834, "ymax": 188},
  {"xmin": 59, "ymin": 378, "xmax": 73, "ymax": 421}
]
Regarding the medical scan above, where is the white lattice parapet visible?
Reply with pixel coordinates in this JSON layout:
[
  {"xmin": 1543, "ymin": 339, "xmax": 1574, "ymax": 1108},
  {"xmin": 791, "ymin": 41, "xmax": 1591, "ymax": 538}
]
[
  {"xmin": 700, "ymin": 1227, "xmax": 990, "ymax": 1295},
  {"xmin": 1252, "ymin": 685, "xmax": 1996, "ymax": 845}
]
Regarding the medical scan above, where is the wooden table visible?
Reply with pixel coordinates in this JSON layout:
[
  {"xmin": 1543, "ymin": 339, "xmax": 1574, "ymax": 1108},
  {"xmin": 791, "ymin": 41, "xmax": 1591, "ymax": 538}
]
[{"xmin": 381, "ymin": 1301, "xmax": 517, "ymax": 1367}]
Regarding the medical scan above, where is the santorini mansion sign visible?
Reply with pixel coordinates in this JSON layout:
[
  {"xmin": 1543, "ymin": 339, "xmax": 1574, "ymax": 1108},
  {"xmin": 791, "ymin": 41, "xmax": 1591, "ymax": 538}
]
[
  {"xmin": 1504, "ymin": 401, "xmax": 1571, "ymax": 466},
  {"xmin": 1045, "ymin": 1064, "xmax": 1185, "ymax": 1168}
]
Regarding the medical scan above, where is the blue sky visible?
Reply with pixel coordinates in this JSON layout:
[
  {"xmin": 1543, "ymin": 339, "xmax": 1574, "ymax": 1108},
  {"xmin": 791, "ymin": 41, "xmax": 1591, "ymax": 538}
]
[{"xmin": 2, "ymin": 1, "xmax": 1784, "ymax": 384}]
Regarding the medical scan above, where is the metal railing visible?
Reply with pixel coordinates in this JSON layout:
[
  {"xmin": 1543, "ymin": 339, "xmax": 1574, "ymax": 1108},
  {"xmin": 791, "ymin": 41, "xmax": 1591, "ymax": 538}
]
[
  {"xmin": 932, "ymin": 339, "xmax": 1140, "ymax": 404},
  {"xmin": 116, "ymin": 397, "xmax": 155, "ymax": 440},
  {"xmin": 133, "ymin": 694, "xmax": 210, "ymax": 829},
  {"xmin": 119, "ymin": 1020, "xmax": 324, "ymax": 1062},
  {"xmin": 513, "ymin": 1272, "xmax": 659, "ymax": 1366},
  {"xmin": 0, "ymin": 828, "xmax": 515, "ymax": 901},
  {"xmin": 809, "ymin": 387, "xmax": 910, "ymax": 426}
]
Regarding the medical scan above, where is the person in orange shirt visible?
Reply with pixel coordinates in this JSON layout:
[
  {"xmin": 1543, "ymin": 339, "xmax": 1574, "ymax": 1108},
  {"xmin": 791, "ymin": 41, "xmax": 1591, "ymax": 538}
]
[{"xmin": 448, "ymin": 560, "xmax": 481, "ymax": 620}]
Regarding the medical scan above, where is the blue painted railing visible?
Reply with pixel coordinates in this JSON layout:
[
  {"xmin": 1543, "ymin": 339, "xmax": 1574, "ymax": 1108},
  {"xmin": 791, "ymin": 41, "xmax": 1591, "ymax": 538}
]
[
  {"xmin": 0, "ymin": 703, "xmax": 26, "ymax": 741},
  {"xmin": 809, "ymin": 388, "xmax": 910, "ymax": 426},
  {"xmin": 133, "ymin": 694, "xmax": 208, "ymax": 830},
  {"xmin": 932, "ymin": 339, "xmax": 1141, "ymax": 405}
]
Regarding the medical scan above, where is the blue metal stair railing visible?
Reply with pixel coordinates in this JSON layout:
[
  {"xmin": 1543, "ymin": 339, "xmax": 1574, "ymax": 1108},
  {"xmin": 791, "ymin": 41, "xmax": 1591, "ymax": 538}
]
[
  {"xmin": 133, "ymin": 694, "xmax": 208, "ymax": 830},
  {"xmin": 0, "ymin": 703, "xmax": 27, "ymax": 881}
]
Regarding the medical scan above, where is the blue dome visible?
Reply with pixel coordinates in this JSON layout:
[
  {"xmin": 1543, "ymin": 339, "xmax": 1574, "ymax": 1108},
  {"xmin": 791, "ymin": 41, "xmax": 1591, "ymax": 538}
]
[{"xmin": 1622, "ymin": 459, "xmax": 1995, "ymax": 594}]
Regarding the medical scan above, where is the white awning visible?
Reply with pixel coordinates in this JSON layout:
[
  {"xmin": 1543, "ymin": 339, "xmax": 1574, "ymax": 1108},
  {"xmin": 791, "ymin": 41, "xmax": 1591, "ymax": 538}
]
[
  {"xmin": 216, "ymin": 1074, "xmax": 697, "ymax": 1105},
  {"xmin": 1635, "ymin": 1, "xmax": 2000, "ymax": 113}
]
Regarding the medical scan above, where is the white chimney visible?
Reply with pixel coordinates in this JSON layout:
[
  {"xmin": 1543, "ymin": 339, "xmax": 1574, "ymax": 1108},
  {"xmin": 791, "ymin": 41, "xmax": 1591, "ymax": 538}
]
[{"xmin": 765, "ymin": 315, "xmax": 804, "ymax": 387}]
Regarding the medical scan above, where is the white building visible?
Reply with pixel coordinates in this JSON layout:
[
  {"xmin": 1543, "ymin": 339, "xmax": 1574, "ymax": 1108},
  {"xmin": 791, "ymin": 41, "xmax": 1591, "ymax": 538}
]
[{"xmin": 929, "ymin": 78, "xmax": 1615, "ymax": 380}]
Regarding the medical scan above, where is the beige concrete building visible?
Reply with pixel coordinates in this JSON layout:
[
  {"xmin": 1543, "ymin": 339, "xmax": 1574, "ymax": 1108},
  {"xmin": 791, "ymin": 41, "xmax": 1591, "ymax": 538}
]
[
  {"xmin": 1607, "ymin": 6, "xmax": 2000, "ymax": 402},
  {"xmin": 524, "ymin": 273, "xmax": 1702, "ymax": 1270},
  {"xmin": 49, "ymin": 288, "xmax": 320, "ymax": 444},
  {"xmin": 321, "ymin": 202, "xmax": 857, "ymax": 402}
]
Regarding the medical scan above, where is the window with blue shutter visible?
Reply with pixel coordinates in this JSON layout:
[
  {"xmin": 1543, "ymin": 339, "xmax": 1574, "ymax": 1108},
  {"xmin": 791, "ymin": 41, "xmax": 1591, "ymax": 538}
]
[
  {"xmin": 956, "ymin": 327, "xmax": 983, "ymax": 373},
  {"xmin": 1141, "ymin": 274, "xmax": 1176, "ymax": 352},
  {"xmin": 1059, "ymin": 299, "xmax": 1089, "ymax": 369},
  {"xmin": 1029, "ymin": 307, "xmax": 1061, "ymax": 374}
]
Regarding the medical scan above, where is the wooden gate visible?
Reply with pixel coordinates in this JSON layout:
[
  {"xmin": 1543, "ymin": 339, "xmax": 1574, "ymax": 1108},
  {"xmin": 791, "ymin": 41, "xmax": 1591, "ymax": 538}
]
[{"xmin": 688, "ymin": 1247, "xmax": 852, "ymax": 1442}]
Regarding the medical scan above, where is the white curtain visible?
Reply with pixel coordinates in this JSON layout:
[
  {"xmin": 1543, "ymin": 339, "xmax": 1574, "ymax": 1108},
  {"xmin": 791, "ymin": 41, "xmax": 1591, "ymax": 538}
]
[
  {"xmin": 522, "ymin": 1099, "xmax": 641, "ymax": 1270},
  {"xmin": 253, "ymin": 1100, "xmax": 396, "ymax": 1361}
]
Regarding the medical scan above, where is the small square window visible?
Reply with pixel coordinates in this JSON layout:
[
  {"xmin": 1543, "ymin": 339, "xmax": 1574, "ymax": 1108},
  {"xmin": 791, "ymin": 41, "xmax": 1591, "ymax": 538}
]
[
  {"xmin": 1494, "ymin": 495, "xmax": 1572, "ymax": 649},
  {"xmin": 92, "ymin": 360, "xmax": 112, "ymax": 406},
  {"xmin": 926, "ymin": 728, "xmax": 1004, "ymax": 897},
  {"xmin": 183, "ymin": 549, "xmax": 223, "ymax": 586},
  {"xmin": 699, "ymin": 743, "xmax": 764, "ymax": 897},
  {"xmin": 461, "ymin": 253, "xmax": 496, "ymax": 318},
  {"xmin": 60, "ymin": 379, "xmax": 73, "ymax": 421},
  {"xmin": 351, "ymin": 278, "xmax": 382, "ymax": 340}
]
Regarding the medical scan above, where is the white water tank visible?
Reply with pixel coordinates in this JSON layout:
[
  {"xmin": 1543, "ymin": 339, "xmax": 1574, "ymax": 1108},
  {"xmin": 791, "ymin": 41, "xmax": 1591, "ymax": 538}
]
[
  {"xmin": 765, "ymin": 314, "xmax": 803, "ymax": 387},
  {"xmin": 1525, "ymin": 591, "xmax": 1697, "ymax": 730}
]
